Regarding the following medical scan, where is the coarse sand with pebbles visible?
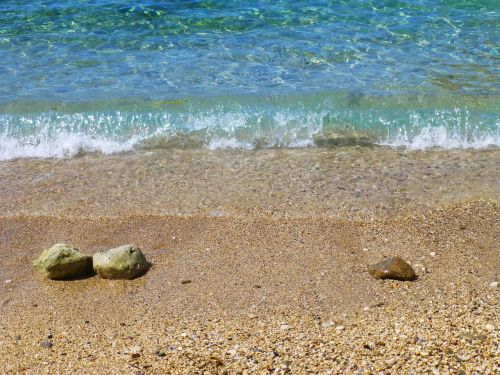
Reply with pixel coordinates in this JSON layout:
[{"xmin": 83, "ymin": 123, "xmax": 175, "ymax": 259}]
[{"xmin": 0, "ymin": 148, "xmax": 498, "ymax": 374}]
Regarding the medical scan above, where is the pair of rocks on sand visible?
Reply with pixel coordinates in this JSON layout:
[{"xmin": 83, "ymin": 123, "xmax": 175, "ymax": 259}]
[{"xmin": 33, "ymin": 243, "xmax": 149, "ymax": 280}]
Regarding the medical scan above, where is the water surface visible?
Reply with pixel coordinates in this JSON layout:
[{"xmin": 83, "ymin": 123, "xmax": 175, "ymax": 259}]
[{"xmin": 0, "ymin": 0, "xmax": 499, "ymax": 159}]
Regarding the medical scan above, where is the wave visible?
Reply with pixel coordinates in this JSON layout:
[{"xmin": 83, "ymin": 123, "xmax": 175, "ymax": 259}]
[
  {"xmin": 382, "ymin": 126, "xmax": 500, "ymax": 150},
  {"xmin": 0, "ymin": 126, "xmax": 498, "ymax": 161},
  {"xmin": 0, "ymin": 132, "xmax": 139, "ymax": 160},
  {"xmin": 0, "ymin": 96, "xmax": 498, "ymax": 160}
]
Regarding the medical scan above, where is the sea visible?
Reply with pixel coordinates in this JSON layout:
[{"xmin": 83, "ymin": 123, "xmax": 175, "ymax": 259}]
[{"xmin": 0, "ymin": 0, "xmax": 499, "ymax": 160}]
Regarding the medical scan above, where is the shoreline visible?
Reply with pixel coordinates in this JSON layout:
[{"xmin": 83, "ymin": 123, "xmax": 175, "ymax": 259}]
[{"xmin": 1, "ymin": 147, "xmax": 498, "ymax": 219}]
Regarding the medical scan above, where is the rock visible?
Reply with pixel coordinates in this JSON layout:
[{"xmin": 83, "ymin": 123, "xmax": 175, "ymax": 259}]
[
  {"xmin": 489, "ymin": 281, "xmax": 498, "ymax": 288},
  {"xmin": 368, "ymin": 256, "xmax": 417, "ymax": 281},
  {"xmin": 4, "ymin": 279, "xmax": 12, "ymax": 284},
  {"xmin": 485, "ymin": 324, "xmax": 495, "ymax": 331},
  {"xmin": 40, "ymin": 341, "xmax": 53, "ymax": 348},
  {"xmin": 33, "ymin": 244, "xmax": 93, "ymax": 280},
  {"xmin": 129, "ymin": 346, "xmax": 142, "ymax": 354},
  {"xmin": 321, "ymin": 320, "xmax": 333, "ymax": 329},
  {"xmin": 93, "ymin": 245, "xmax": 149, "ymax": 279}
]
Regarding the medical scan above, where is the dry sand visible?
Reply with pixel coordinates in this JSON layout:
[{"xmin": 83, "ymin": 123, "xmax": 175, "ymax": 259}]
[{"xmin": 0, "ymin": 147, "xmax": 498, "ymax": 374}]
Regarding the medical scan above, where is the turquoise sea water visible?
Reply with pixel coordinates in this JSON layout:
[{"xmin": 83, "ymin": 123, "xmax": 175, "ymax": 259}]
[{"xmin": 0, "ymin": 0, "xmax": 498, "ymax": 159}]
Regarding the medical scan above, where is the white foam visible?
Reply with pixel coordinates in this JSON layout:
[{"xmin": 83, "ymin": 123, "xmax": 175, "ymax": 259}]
[
  {"xmin": 1, "ymin": 110, "xmax": 499, "ymax": 160},
  {"xmin": 382, "ymin": 126, "xmax": 500, "ymax": 150},
  {"xmin": 207, "ymin": 137, "xmax": 253, "ymax": 150},
  {"xmin": 0, "ymin": 133, "xmax": 138, "ymax": 161}
]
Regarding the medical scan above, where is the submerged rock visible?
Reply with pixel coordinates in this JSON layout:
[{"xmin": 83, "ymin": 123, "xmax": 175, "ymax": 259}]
[
  {"xmin": 93, "ymin": 245, "xmax": 149, "ymax": 279},
  {"xmin": 368, "ymin": 256, "xmax": 417, "ymax": 281},
  {"xmin": 33, "ymin": 243, "xmax": 93, "ymax": 280}
]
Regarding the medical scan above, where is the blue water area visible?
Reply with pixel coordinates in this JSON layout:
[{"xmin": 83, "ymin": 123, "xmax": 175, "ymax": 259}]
[{"xmin": 0, "ymin": 0, "xmax": 499, "ymax": 159}]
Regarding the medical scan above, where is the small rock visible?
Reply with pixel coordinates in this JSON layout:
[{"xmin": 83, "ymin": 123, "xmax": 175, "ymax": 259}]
[
  {"xmin": 155, "ymin": 350, "xmax": 166, "ymax": 357},
  {"xmin": 130, "ymin": 346, "xmax": 142, "ymax": 353},
  {"xmin": 460, "ymin": 332, "xmax": 486, "ymax": 342},
  {"xmin": 40, "ymin": 341, "xmax": 53, "ymax": 348},
  {"xmin": 321, "ymin": 321, "xmax": 333, "ymax": 329},
  {"xmin": 93, "ymin": 245, "xmax": 149, "ymax": 280},
  {"xmin": 335, "ymin": 325, "xmax": 345, "ymax": 331},
  {"xmin": 33, "ymin": 243, "xmax": 93, "ymax": 280},
  {"xmin": 489, "ymin": 281, "xmax": 498, "ymax": 289},
  {"xmin": 280, "ymin": 324, "xmax": 290, "ymax": 330},
  {"xmin": 181, "ymin": 280, "xmax": 192, "ymax": 285},
  {"xmin": 485, "ymin": 324, "xmax": 495, "ymax": 331},
  {"xmin": 128, "ymin": 345, "xmax": 142, "ymax": 358},
  {"xmin": 368, "ymin": 256, "xmax": 417, "ymax": 281},
  {"xmin": 4, "ymin": 279, "xmax": 12, "ymax": 284},
  {"xmin": 429, "ymin": 252, "xmax": 436, "ymax": 257}
]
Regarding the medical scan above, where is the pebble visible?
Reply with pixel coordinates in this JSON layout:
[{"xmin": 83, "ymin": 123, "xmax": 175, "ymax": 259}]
[
  {"xmin": 4, "ymin": 279, "xmax": 12, "ymax": 284},
  {"xmin": 40, "ymin": 341, "xmax": 53, "ymax": 348},
  {"xmin": 484, "ymin": 324, "xmax": 495, "ymax": 332},
  {"xmin": 368, "ymin": 256, "xmax": 417, "ymax": 281},
  {"xmin": 430, "ymin": 252, "xmax": 436, "ymax": 257},
  {"xmin": 335, "ymin": 325, "xmax": 345, "ymax": 331},
  {"xmin": 321, "ymin": 321, "xmax": 333, "ymax": 329},
  {"xmin": 280, "ymin": 324, "xmax": 290, "ymax": 330},
  {"xmin": 489, "ymin": 281, "xmax": 498, "ymax": 289},
  {"xmin": 129, "ymin": 346, "xmax": 143, "ymax": 355}
]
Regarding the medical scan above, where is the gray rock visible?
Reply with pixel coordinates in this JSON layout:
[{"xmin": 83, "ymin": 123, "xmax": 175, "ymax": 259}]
[
  {"xmin": 33, "ymin": 244, "xmax": 93, "ymax": 280},
  {"xmin": 93, "ymin": 245, "xmax": 149, "ymax": 279},
  {"xmin": 368, "ymin": 256, "xmax": 417, "ymax": 281}
]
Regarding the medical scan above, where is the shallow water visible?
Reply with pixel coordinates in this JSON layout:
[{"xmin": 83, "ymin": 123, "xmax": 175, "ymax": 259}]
[
  {"xmin": 0, "ymin": 1, "xmax": 499, "ymax": 159},
  {"xmin": 1, "ymin": 147, "xmax": 498, "ymax": 219}
]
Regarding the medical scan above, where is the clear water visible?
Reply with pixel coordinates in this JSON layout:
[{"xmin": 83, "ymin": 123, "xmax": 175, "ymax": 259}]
[{"xmin": 0, "ymin": 0, "xmax": 499, "ymax": 159}]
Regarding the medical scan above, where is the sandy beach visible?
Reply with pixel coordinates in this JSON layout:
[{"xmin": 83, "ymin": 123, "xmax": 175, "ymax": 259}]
[
  {"xmin": 0, "ymin": 147, "xmax": 498, "ymax": 374},
  {"xmin": 2, "ymin": 0, "xmax": 499, "ymax": 372}
]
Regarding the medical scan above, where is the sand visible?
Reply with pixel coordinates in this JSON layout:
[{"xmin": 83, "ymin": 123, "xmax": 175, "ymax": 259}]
[{"xmin": 0, "ymin": 147, "xmax": 499, "ymax": 374}]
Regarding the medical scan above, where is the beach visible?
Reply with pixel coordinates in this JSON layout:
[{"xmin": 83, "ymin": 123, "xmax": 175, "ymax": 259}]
[
  {"xmin": 0, "ymin": 147, "xmax": 498, "ymax": 374},
  {"xmin": 1, "ymin": 0, "xmax": 499, "ymax": 373}
]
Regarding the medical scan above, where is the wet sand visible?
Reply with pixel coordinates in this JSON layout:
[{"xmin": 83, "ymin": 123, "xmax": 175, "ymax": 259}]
[{"xmin": 0, "ymin": 147, "xmax": 499, "ymax": 373}]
